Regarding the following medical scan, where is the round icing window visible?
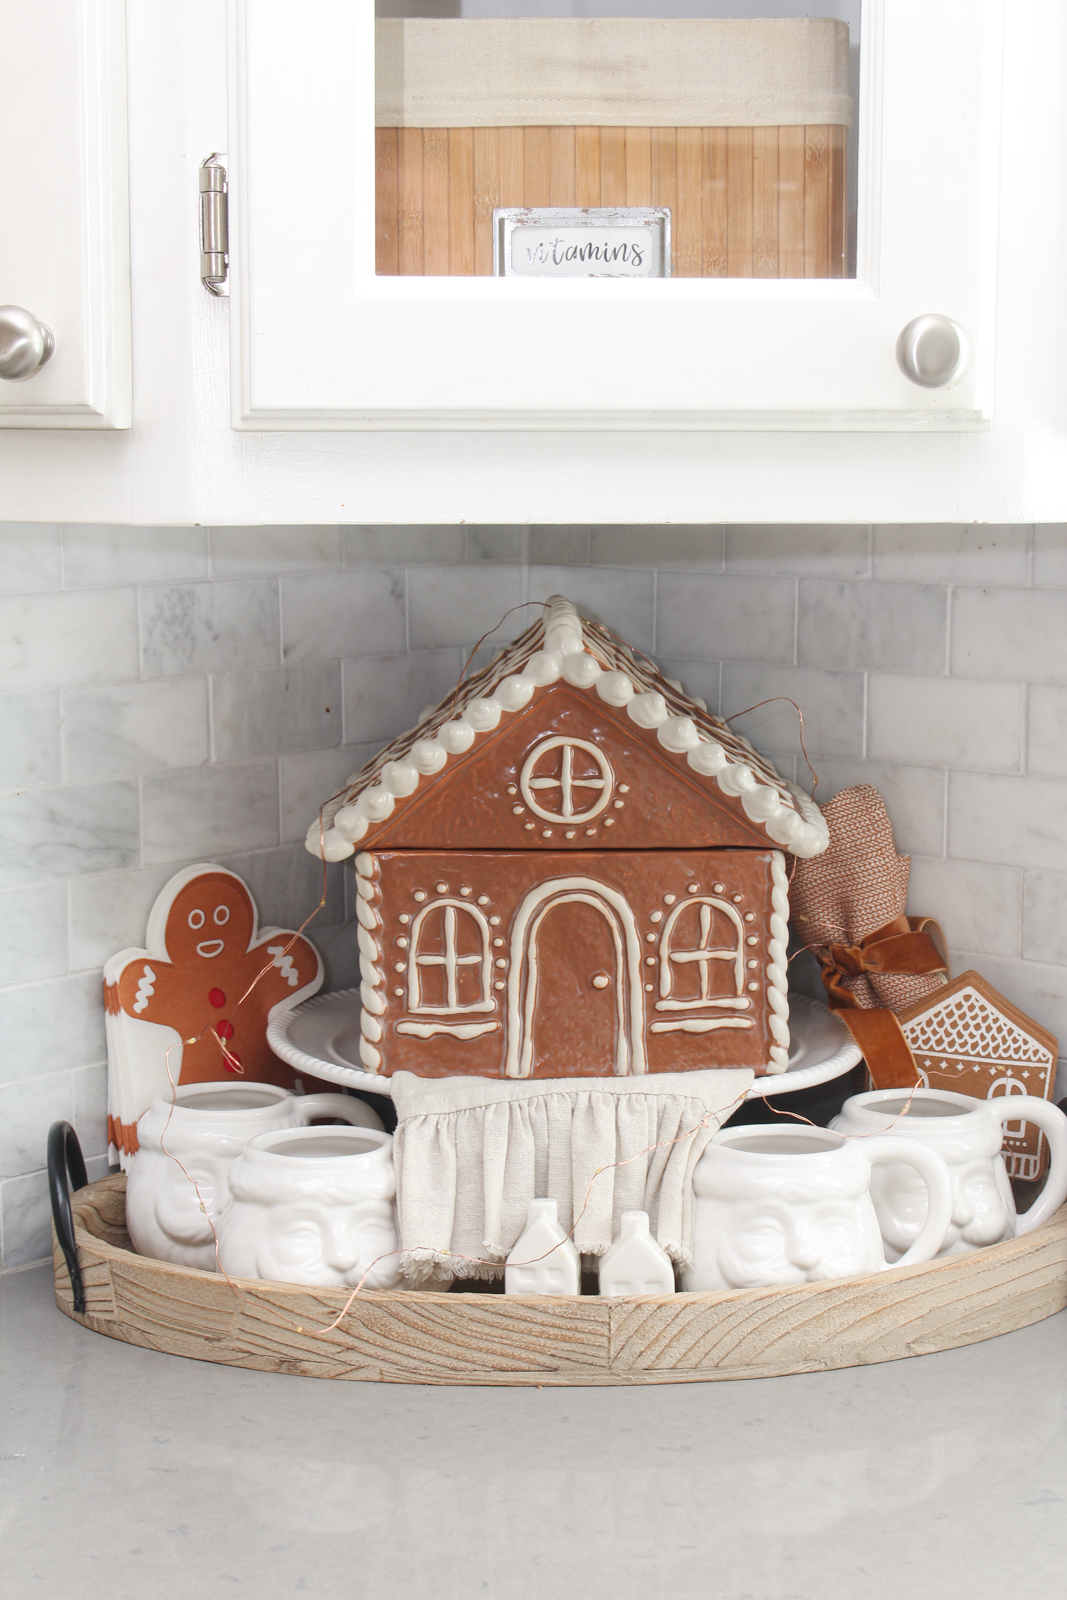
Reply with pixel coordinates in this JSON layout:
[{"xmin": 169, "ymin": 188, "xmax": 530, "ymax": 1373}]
[{"xmin": 519, "ymin": 737, "xmax": 614, "ymax": 824}]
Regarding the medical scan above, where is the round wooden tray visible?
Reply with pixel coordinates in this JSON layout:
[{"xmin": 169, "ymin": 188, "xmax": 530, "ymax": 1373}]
[{"xmin": 52, "ymin": 1175, "xmax": 1067, "ymax": 1387}]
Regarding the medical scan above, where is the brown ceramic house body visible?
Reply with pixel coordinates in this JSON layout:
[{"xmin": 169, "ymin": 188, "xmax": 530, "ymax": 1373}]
[{"xmin": 308, "ymin": 599, "xmax": 829, "ymax": 1081}]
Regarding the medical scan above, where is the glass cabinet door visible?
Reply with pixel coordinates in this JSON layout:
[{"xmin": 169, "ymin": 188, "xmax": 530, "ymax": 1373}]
[
  {"xmin": 374, "ymin": 5, "xmax": 858, "ymax": 282},
  {"xmin": 228, "ymin": 0, "xmax": 1001, "ymax": 429}
]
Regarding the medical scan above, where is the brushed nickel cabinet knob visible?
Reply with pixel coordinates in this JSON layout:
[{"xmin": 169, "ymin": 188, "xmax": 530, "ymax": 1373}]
[
  {"xmin": 0, "ymin": 305, "xmax": 55, "ymax": 380},
  {"xmin": 896, "ymin": 314, "xmax": 966, "ymax": 388}
]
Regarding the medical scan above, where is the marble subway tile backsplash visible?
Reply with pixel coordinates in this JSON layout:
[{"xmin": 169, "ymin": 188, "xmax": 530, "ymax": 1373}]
[{"xmin": 1, "ymin": 520, "xmax": 1065, "ymax": 1266}]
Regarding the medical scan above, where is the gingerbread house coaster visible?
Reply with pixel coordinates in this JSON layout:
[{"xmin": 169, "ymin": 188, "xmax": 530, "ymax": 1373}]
[
  {"xmin": 897, "ymin": 970, "xmax": 1059, "ymax": 1180},
  {"xmin": 307, "ymin": 597, "xmax": 830, "ymax": 1081}
]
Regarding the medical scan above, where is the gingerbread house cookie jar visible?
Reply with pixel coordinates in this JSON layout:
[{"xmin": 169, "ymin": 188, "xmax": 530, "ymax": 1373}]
[{"xmin": 306, "ymin": 598, "xmax": 828, "ymax": 1081}]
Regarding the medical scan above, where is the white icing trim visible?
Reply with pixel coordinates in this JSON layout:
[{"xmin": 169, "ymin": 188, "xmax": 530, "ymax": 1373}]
[
  {"xmin": 525, "ymin": 649, "xmax": 563, "ymax": 686},
  {"xmin": 411, "ymin": 738, "xmax": 448, "ymax": 774},
  {"xmin": 650, "ymin": 1018, "xmax": 756, "ymax": 1034},
  {"xmin": 596, "ymin": 670, "xmax": 635, "ymax": 707},
  {"xmin": 543, "ymin": 594, "xmax": 585, "ymax": 656},
  {"xmin": 358, "ymin": 785, "xmax": 395, "ymax": 821},
  {"xmin": 659, "ymin": 897, "xmax": 746, "ymax": 1001},
  {"xmin": 686, "ymin": 739, "xmax": 727, "ymax": 776},
  {"xmin": 396, "ymin": 1020, "xmax": 500, "ymax": 1039},
  {"xmin": 407, "ymin": 898, "xmax": 495, "ymax": 1013},
  {"xmin": 766, "ymin": 850, "xmax": 791, "ymax": 1072},
  {"xmin": 355, "ymin": 854, "xmax": 384, "ymax": 1073},
  {"xmin": 654, "ymin": 997, "xmax": 751, "ymax": 1011},
  {"xmin": 496, "ymin": 674, "xmax": 535, "ymax": 711},
  {"xmin": 506, "ymin": 877, "xmax": 646, "ymax": 1078},
  {"xmin": 333, "ymin": 806, "xmax": 369, "ymax": 844},
  {"xmin": 627, "ymin": 691, "xmax": 668, "ymax": 729},
  {"xmin": 562, "ymin": 651, "xmax": 601, "ymax": 688},
  {"xmin": 466, "ymin": 697, "xmax": 503, "ymax": 731},
  {"xmin": 381, "ymin": 760, "xmax": 420, "ymax": 796},
  {"xmin": 439, "ymin": 719, "xmax": 475, "ymax": 754},
  {"xmin": 658, "ymin": 715, "xmax": 700, "ymax": 753},
  {"xmin": 519, "ymin": 736, "xmax": 613, "ymax": 823}
]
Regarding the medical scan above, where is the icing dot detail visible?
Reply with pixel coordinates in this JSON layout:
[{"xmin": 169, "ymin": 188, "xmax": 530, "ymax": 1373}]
[
  {"xmin": 413, "ymin": 891, "xmax": 426, "ymax": 902},
  {"xmin": 495, "ymin": 958, "xmax": 507, "ymax": 969},
  {"xmin": 396, "ymin": 936, "xmax": 408, "ymax": 949},
  {"xmin": 493, "ymin": 937, "xmax": 504, "ymax": 947},
  {"xmin": 747, "ymin": 935, "xmax": 759, "ymax": 946},
  {"xmin": 542, "ymin": 828, "xmax": 553, "ymax": 837},
  {"xmin": 477, "ymin": 896, "xmax": 489, "ymax": 906},
  {"xmin": 490, "ymin": 916, "xmax": 501, "ymax": 926},
  {"xmin": 398, "ymin": 913, "xmax": 410, "ymax": 925},
  {"xmin": 524, "ymin": 822, "xmax": 535, "ymax": 830},
  {"xmin": 208, "ymin": 988, "xmax": 226, "ymax": 1009},
  {"xmin": 664, "ymin": 894, "xmax": 676, "ymax": 905},
  {"xmin": 733, "ymin": 894, "xmax": 743, "ymax": 904},
  {"xmin": 645, "ymin": 956, "xmax": 656, "ymax": 966},
  {"xmin": 394, "ymin": 961, "xmax": 405, "ymax": 973},
  {"xmin": 435, "ymin": 882, "xmax": 448, "ymax": 893},
  {"xmin": 645, "ymin": 933, "xmax": 657, "ymax": 943},
  {"xmin": 460, "ymin": 886, "xmax": 471, "ymax": 896},
  {"xmin": 506, "ymin": 785, "xmax": 517, "ymax": 795},
  {"xmin": 744, "ymin": 912, "xmax": 755, "ymax": 922},
  {"xmin": 565, "ymin": 830, "xmax": 575, "ymax": 839},
  {"xmin": 687, "ymin": 883, "xmax": 699, "ymax": 893},
  {"xmin": 747, "ymin": 981, "xmax": 759, "ymax": 991},
  {"xmin": 394, "ymin": 987, "xmax": 404, "ymax": 997},
  {"xmin": 619, "ymin": 784, "xmax": 630, "ymax": 793},
  {"xmin": 592, "ymin": 975, "xmax": 610, "ymax": 990},
  {"xmin": 645, "ymin": 983, "xmax": 654, "ymax": 992},
  {"xmin": 603, "ymin": 818, "xmax": 614, "ymax": 827},
  {"xmin": 512, "ymin": 805, "xmax": 525, "ymax": 815},
  {"xmin": 747, "ymin": 959, "xmax": 758, "ymax": 969},
  {"xmin": 585, "ymin": 828, "xmax": 597, "ymax": 836},
  {"xmin": 494, "ymin": 980, "xmax": 505, "ymax": 990},
  {"xmin": 713, "ymin": 883, "xmax": 725, "ymax": 893},
  {"xmin": 613, "ymin": 800, "xmax": 624, "ymax": 809},
  {"xmin": 649, "ymin": 911, "xmax": 662, "ymax": 923}
]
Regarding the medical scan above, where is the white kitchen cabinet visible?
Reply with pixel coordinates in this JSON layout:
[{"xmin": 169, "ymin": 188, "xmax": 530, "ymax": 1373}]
[
  {"xmin": 0, "ymin": 0, "xmax": 131, "ymax": 430},
  {"xmin": 228, "ymin": 0, "xmax": 1002, "ymax": 431}
]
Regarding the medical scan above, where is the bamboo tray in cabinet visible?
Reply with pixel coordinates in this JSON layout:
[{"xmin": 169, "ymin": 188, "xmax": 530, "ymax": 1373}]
[{"xmin": 53, "ymin": 1176, "xmax": 1067, "ymax": 1388}]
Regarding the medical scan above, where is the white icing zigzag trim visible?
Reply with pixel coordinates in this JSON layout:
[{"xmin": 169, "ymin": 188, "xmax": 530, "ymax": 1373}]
[
  {"xmin": 267, "ymin": 945, "xmax": 299, "ymax": 987},
  {"xmin": 133, "ymin": 964, "xmax": 156, "ymax": 1014},
  {"xmin": 305, "ymin": 597, "xmax": 830, "ymax": 865},
  {"xmin": 766, "ymin": 851, "xmax": 791, "ymax": 1072},
  {"xmin": 355, "ymin": 852, "xmax": 384, "ymax": 1073}
]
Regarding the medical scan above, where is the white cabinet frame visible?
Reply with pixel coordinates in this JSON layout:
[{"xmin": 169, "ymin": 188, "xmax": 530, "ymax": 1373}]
[
  {"xmin": 0, "ymin": 0, "xmax": 131, "ymax": 430},
  {"xmin": 228, "ymin": 0, "xmax": 1003, "ymax": 432}
]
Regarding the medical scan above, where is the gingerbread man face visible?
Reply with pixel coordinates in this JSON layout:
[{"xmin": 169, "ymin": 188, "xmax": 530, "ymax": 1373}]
[
  {"xmin": 165, "ymin": 875, "xmax": 257, "ymax": 968},
  {"xmin": 114, "ymin": 867, "xmax": 323, "ymax": 1092}
]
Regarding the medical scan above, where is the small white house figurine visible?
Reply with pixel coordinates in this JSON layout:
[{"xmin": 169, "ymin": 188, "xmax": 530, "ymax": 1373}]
[
  {"xmin": 505, "ymin": 1198, "xmax": 580, "ymax": 1296},
  {"xmin": 597, "ymin": 1210, "xmax": 676, "ymax": 1297}
]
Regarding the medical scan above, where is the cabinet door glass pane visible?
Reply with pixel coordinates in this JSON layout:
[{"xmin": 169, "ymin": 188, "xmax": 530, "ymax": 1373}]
[{"xmin": 374, "ymin": 2, "xmax": 859, "ymax": 279}]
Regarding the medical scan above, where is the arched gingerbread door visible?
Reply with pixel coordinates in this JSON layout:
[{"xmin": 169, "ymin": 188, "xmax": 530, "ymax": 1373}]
[{"xmin": 505, "ymin": 879, "xmax": 645, "ymax": 1078}]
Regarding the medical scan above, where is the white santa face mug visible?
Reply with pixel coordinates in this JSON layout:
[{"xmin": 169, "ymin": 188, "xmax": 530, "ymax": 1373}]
[
  {"xmin": 830, "ymin": 1087, "xmax": 1067, "ymax": 1259},
  {"xmin": 124, "ymin": 1082, "xmax": 382, "ymax": 1271},
  {"xmin": 682, "ymin": 1123, "xmax": 953, "ymax": 1292},
  {"xmin": 216, "ymin": 1125, "xmax": 404, "ymax": 1290}
]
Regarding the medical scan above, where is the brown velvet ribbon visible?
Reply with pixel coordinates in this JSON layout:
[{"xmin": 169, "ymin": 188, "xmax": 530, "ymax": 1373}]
[{"xmin": 815, "ymin": 915, "xmax": 949, "ymax": 1089}]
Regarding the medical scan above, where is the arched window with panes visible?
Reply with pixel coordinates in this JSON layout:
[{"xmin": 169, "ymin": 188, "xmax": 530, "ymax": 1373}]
[{"xmin": 406, "ymin": 898, "xmax": 494, "ymax": 1014}]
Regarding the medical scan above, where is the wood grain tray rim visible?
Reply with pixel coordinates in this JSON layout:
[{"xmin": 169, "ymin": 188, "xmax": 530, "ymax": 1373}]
[{"xmin": 53, "ymin": 1174, "xmax": 1067, "ymax": 1387}]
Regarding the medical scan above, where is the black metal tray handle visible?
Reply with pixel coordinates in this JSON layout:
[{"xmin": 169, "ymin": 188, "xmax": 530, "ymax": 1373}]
[{"xmin": 47, "ymin": 1121, "xmax": 88, "ymax": 1314}]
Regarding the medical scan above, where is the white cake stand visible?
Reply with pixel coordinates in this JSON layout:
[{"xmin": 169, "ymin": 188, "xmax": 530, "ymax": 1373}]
[{"xmin": 268, "ymin": 990, "xmax": 861, "ymax": 1101}]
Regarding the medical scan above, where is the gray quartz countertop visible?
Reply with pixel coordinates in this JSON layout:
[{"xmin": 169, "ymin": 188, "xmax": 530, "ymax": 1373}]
[{"xmin": 2, "ymin": 1262, "xmax": 1064, "ymax": 1600}]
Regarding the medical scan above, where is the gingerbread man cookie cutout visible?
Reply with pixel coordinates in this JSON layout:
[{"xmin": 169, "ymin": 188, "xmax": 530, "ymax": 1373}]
[{"xmin": 104, "ymin": 865, "xmax": 324, "ymax": 1159}]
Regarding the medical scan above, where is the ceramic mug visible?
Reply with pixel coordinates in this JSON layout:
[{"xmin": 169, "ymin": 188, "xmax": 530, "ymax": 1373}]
[
  {"xmin": 125, "ymin": 1082, "xmax": 383, "ymax": 1270},
  {"xmin": 682, "ymin": 1124, "xmax": 953, "ymax": 1292},
  {"xmin": 216, "ymin": 1125, "xmax": 404, "ymax": 1289},
  {"xmin": 831, "ymin": 1087, "xmax": 1067, "ymax": 1259}
]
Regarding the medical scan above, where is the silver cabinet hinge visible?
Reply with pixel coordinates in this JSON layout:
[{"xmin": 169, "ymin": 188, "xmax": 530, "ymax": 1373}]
[{"xmin": 199, "ymin": 154, "xmax": 229, "ymax": 296}]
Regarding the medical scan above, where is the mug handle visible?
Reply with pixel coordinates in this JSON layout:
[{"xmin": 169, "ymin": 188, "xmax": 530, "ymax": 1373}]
[
  {"xmin": 860, "ymin": 1134, "xmax": 954, "ymax": 1269},
  {"xmin": 987, "ymin": 1095, "xmax": 1067, "ymax": 1235},
  {"xmin": 294, "ymin": 1092, "xmax": 384, "ymax": 1133}
]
